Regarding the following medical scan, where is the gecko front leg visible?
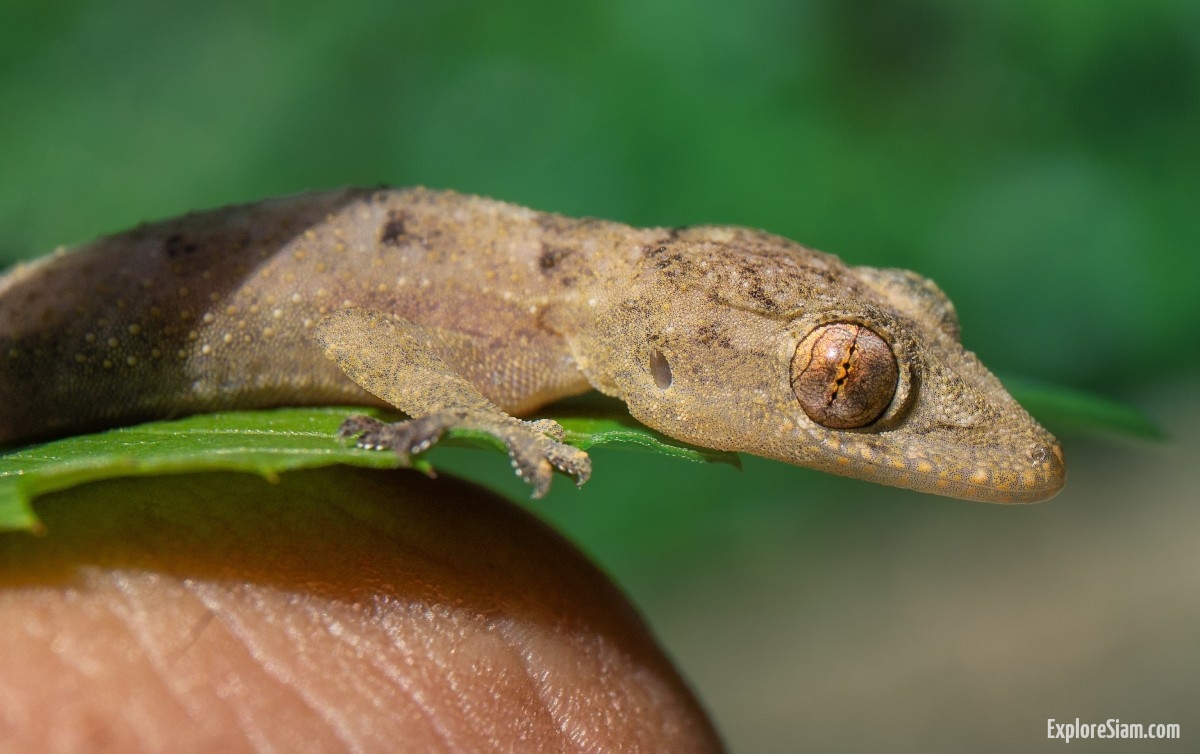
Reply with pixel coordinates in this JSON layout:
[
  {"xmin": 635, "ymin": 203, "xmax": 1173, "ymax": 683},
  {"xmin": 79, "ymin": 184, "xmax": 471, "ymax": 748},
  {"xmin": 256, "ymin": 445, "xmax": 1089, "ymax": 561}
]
[{"xmin": 313, "ymin": 309, "xmax": 590, "ymax": 498}]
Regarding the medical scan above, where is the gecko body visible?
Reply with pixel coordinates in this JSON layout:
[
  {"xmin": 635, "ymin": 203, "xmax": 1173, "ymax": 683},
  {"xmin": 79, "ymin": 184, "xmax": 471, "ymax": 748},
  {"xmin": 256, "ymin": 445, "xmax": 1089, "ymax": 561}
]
[{"xmin": 0, "ymin": 188, "xmax": 1064, "ymax": 501}]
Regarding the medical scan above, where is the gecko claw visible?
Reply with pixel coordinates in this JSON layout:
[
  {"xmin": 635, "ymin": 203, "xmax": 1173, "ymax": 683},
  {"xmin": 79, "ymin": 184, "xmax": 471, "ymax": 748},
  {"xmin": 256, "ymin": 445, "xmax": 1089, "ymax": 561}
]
[{"xmin": 545, "ymin": 441, "xmax": 591, "ymax": 487}]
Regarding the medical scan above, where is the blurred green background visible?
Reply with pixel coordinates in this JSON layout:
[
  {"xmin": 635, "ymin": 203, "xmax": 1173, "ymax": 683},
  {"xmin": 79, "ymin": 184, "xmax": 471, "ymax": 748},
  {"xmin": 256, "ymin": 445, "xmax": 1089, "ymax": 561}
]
[{"xmin": 2, "ymin": 0, "xmax": 1197, "ymax": 750}]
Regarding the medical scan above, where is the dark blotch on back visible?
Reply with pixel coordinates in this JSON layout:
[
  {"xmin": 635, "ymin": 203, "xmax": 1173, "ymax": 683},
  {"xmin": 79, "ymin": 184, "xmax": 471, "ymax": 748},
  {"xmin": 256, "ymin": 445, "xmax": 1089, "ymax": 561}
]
[
  {"xmin": 379, "ymin": 211, "xmax": 408, "ymax": 245},
  {"xmin": 539, "ymin": 245, "xmax": 573, "ymax": 273},
  {"xmin": 164, "ymin": 233, "xmax": 199, "ymax": 258}
]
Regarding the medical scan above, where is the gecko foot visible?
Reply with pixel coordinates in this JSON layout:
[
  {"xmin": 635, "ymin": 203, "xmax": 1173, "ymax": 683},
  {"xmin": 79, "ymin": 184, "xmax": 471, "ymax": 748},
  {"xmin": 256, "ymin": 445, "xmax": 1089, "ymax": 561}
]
[
  {"xmin": 505, "ymin": 420, "xmax": 592, "ymax": 499},
  {"xmin": 337, "ymin": 413, "xmax": 591, "ymax": 498},
  {"xmin": 337, "ymin": 413, "xmax": 453, "ymax": 459}
]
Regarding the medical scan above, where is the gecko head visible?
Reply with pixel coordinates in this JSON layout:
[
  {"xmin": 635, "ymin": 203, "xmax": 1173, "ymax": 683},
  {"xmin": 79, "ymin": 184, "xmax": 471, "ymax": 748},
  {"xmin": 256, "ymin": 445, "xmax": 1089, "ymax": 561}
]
[
  {"xmin": 776, "ymin": 305, "xmax": 1066, "ymax": 503},
  {"xmin": 613, "ymin": 233, "xmax": 1065, "ymax": 502},
  {"xmin": 781, "ymin": 265, "xmax": 1065, "ymax": 503}
]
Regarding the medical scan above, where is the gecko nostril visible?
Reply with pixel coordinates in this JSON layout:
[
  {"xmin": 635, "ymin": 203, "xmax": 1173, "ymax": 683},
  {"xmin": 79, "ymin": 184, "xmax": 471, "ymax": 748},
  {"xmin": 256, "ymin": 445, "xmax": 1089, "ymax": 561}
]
[
  {"xmin": 1027, "ymin": 441, "xmax": 1065, "ymax": 470},
  {"xmin": 791, "ymin": 322, "xmax": 897, "ymax": 428}
]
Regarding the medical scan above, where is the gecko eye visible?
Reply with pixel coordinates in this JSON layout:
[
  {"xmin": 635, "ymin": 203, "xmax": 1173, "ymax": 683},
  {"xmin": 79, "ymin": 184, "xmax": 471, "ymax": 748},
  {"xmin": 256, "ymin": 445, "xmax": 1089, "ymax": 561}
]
[{"xmin": 791, "ymin": 322, "xmax": 898, "ymax": 428}]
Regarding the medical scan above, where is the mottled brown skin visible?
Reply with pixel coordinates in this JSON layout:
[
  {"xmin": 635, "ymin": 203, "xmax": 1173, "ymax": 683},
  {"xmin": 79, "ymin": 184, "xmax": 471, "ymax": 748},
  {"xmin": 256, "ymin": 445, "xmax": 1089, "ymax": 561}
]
[{"xmin": 0, "ymin": 188, "xmax": 1065, "ymax": 501}]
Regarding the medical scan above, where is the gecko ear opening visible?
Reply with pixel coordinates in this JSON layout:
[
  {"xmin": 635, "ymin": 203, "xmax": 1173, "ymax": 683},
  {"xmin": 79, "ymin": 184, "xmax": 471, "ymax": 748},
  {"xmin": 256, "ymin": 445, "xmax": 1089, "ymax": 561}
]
[
  {"xmin": 791, "ymin": 322, "xmax": 898, "ymax": 428},
  {"xmin": 649, "ymin": 348, "xmax": 673, "ymax": 389}
]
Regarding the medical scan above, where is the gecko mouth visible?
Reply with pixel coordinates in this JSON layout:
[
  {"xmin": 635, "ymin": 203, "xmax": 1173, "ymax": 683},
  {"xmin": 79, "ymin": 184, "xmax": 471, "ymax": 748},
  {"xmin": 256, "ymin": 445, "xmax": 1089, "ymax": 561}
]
[{"xmin": 805, "ymin": 429, "xmax": 1066, "ymax": 504}]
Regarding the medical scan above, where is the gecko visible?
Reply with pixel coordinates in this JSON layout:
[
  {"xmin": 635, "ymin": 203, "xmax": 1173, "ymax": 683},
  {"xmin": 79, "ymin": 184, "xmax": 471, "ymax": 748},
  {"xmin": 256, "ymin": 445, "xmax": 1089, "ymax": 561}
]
[{"xmin": 0, "ymin": 187, "xmax": 1064, "ymax": 502}]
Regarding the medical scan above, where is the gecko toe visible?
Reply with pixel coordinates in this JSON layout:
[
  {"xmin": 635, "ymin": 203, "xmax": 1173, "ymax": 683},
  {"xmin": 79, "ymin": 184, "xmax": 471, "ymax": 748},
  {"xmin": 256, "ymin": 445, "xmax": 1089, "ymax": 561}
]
[
  {"xmin": 546, "ymin": 442, "xmax": 591, "ymax": 487},
  {"xmin": 509, "ymin": 448, "xmax": 554, "ymax": 499}
]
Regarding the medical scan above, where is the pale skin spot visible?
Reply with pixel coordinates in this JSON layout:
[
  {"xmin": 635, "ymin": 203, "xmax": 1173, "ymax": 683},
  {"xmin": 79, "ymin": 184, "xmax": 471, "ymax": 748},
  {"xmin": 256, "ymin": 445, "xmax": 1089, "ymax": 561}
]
[
  {"xmin": 970, "ymin": 469, "xmax": 989, "ymax": 486},
  {"xmin": 916, "ymin": 460, "xmax": 934, "ymax": 474}
]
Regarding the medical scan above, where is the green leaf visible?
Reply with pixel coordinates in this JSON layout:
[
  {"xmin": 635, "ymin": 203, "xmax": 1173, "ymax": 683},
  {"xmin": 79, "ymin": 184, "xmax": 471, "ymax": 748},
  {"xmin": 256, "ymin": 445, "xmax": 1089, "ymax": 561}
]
[
  {"xmin": 0, "ymin": 379, "xmax": 1153, "ymax": 533},
  {"xmin": 1004, "ymin": 377, "xmax": 1163, "ymax": 439},
  {"xmin": 0, "ymin": 402, "xmax": 737, "ymax": 533}
]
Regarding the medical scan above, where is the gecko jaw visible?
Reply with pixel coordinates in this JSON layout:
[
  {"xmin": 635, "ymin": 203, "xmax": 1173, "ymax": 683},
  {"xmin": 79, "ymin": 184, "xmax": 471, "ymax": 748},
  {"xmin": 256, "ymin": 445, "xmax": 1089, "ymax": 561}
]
[{"xmin": 801, "ymin": 429, "xmax": 1066, "ymax": 503}]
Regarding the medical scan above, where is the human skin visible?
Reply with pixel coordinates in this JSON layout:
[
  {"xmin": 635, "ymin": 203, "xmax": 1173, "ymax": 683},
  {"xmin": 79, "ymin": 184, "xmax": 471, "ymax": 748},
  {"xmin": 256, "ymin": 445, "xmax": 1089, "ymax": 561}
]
[{"xmin": 0, "ymin": 468, "xmax": 723, "ymax": 753}]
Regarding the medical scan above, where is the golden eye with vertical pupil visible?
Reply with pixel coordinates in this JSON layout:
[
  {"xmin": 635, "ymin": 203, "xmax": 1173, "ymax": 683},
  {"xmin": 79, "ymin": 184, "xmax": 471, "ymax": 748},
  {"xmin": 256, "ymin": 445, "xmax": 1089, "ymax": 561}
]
[{"xmin": 791, "ymin": 322, "xmax": 898, "ymax": 428}]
